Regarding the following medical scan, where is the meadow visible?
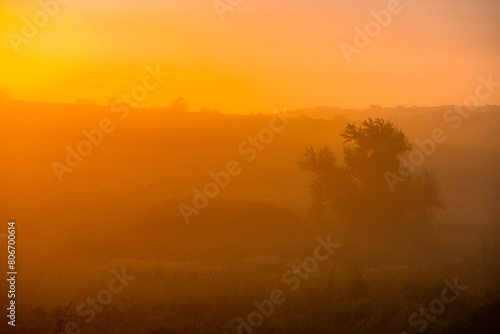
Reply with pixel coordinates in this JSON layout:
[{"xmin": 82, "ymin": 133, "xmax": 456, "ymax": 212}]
[{"xmin": 1, "ymin": 100, "xmax": 499, "ymax": 333}]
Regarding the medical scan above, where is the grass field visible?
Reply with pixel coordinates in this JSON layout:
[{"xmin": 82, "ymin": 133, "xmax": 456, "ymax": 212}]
[{"xmin": 1, "ymin": 100, "xmax": 499, "ymax": 333}]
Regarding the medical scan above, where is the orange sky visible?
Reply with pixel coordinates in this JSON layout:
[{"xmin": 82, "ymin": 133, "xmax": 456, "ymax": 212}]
[{"xmin": 1, "ymin": 0, "xmax": 499, "ymax": 113}]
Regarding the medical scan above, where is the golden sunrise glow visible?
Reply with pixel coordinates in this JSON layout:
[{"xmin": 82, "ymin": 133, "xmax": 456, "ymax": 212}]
[
  {"xmin": 1, "ymin": 1, "xmax": 500, "ymax": 333},
  {"xmin": 0, "ymin": 0, "xmax": 499, "ymax": 113}
]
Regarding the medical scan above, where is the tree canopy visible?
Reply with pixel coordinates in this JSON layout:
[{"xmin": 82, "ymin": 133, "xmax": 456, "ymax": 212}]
[
  {"xmin": 171, "ymin": 97, "xmax": 188, "ymax": 112},
  {"xmin": 299, "ymin": 118, "xmax": 443, "ymax": 226}
]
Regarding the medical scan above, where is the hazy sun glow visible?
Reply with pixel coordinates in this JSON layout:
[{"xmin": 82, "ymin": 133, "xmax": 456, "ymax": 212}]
[
  {"xmin": 1, "ymin": 0, "xmax": 499, "ymax": 113},
  {"xmin": 1, "ymin": 2, "xmax": 500, "ymax": 334}
]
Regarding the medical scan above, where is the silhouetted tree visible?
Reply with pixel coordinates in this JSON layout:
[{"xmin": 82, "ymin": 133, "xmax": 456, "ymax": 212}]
[
  {"xmin": 171, "ymin": 97, "xmax": 188, "ymax": 112},
  {"xmin": 299, "ymin": 118, "xmax": 443, "ymax": 226},
  {"xmin": 52, "ymin": 300, "xmax": 76, "ymax": 334}
]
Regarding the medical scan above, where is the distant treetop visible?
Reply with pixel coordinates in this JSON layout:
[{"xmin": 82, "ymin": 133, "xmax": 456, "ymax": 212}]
[{"xmin": 171, "ymin": 97, "xmax": 188, "ymax": 112}]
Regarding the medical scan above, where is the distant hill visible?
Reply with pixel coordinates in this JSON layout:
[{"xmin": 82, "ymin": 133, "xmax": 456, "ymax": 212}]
[{"xmin": 288, "ymin": 105, "xmax": 500, "ymax": 121}]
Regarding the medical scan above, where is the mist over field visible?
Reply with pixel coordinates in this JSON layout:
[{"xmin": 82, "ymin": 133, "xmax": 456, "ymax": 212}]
[
  {"xmin": 1, "ymin": 99, "xmax": 499, "ymax": 333},
  {"xmin": 1, "ymin": 0, "xmax": 500, "ymax": 333}
]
